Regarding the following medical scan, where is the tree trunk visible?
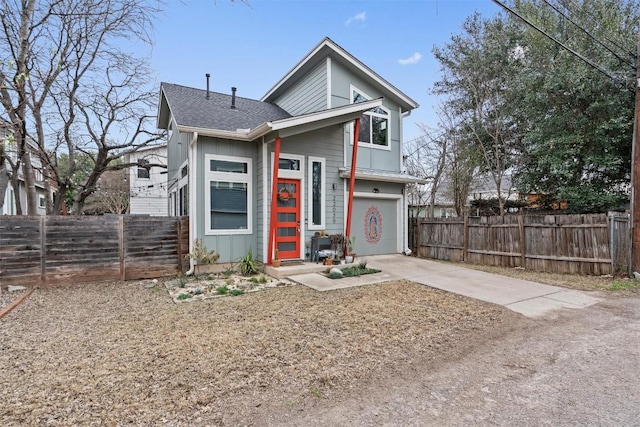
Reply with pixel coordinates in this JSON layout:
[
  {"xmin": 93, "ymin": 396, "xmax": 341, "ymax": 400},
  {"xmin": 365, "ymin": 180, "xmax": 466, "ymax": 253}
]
[{"xmin": 22, "ymin": 152, "xmax": 38, "ymax": 214}]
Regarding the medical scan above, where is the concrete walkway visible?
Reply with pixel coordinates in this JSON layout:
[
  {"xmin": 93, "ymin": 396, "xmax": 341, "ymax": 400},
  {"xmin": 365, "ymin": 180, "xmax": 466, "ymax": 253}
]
[{"xmin": 289, "ymin": 254, "xmax": 601, "ymax": 318}]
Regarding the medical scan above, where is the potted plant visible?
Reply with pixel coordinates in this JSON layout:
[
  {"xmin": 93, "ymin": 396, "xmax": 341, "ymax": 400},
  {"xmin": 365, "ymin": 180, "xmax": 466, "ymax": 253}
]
[
  {"xmin": 345, "ymin": 236, "xmax": 356, "ymax": 264},
  {"xmin": 272, "ymin": 249, "xmax": 281, "ymax": 268},
  {"xmin": 188, "ymin": 238, "xmax": 220, "ymax": 274}
]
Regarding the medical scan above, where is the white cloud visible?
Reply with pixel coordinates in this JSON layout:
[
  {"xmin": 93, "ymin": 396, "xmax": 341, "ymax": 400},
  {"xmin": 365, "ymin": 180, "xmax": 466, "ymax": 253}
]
[
  {"xmin": 345, "ymin": 12, "xmax": 366, "ymax": 25},
  {"xmin": 398, "ymin": 52, "xmax": 422, "ymax": 65}
]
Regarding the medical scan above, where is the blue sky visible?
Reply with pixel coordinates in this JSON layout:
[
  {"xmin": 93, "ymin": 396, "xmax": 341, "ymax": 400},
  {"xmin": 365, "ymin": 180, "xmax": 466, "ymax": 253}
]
[{"xmin": 149, "ymin": 0, "xmax": 502, "ymax": 142}]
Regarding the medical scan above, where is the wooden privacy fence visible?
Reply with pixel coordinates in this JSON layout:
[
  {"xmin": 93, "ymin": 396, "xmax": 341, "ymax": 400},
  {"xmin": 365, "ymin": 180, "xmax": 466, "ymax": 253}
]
[
  {"xmin": 0, "ymin": 215, "xmax": 190, "ymax": 287},
  {"xmin": 409, "ymin": 213, "xmax": 630, "ymax": 276}
]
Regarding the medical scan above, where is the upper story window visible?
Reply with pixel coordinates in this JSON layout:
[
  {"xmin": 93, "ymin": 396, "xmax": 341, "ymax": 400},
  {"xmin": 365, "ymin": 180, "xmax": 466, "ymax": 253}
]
[
  {"xmin": 137, "ymin": 159, "xmax": 150, "ymax": 179},
  {"xmin": 351, "ymin": 86, "xmax": 390, "ymax": 149}
]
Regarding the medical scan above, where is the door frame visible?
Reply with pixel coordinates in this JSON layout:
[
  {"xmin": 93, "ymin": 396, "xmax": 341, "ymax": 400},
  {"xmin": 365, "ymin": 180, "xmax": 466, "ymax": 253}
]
[
  {"xmin": 269, "ymin": 152, "xmax": 305, "ymax": 260},
  {"xmin": 274, "ymin": 178, "xmax": 302, "ymax": 260}
]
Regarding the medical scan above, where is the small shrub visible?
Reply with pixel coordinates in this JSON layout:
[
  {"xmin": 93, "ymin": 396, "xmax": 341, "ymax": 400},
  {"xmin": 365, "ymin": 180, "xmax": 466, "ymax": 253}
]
[
  {"xmin": 327, "ymin": 271, "xmax": 343, "ymax": 279},
  {"xmin": 188, "ymin": 238, "xmax": 220, "ymax": 264},
  {"xmin": 239, "ymin": 248, "xmax": 261, "ymax": 276},
  {"xmin": 221, "ymin": 266, "xmax": 236, "ymax": 277},
  {"xmin": 249, "ymin": 277, "xmax": 259, "ymax": 284},
  {"xmin": 226, "ymin": 278, "xmax": 234, "ymax": 286},
  {"xmin": 177, "ymin": 293, "xmax": 192, "ymax": 300},
  {"xmin": 259, "ymin": 275, "xmax": 268, "ymax": 284},
  {"xmin": 358, "ymin": 260, "xmax": 368, "ymax": 270},
  {"xmin": 216, "ymin": 286, "xmax": 229, "ymax": 295},
  {"xmin": 193, "ymin": 287, "xmax": 203, "ymax": 295},
  {"xmin": 230, "ymin": 289, "xmax": 245, "ymax": 296}
]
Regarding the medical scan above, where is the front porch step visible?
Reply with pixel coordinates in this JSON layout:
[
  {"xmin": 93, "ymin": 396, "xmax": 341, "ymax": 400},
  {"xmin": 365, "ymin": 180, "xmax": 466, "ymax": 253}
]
[{"xmin": 263, "ymin": 262, "xmax": 331, "ymax": 279}]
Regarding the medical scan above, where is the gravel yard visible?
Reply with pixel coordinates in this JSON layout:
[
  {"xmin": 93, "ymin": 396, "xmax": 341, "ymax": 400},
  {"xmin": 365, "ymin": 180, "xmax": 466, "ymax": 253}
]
[{"xmin": 0, "ymin": 277, "xmax": 515, "ymax": 426}]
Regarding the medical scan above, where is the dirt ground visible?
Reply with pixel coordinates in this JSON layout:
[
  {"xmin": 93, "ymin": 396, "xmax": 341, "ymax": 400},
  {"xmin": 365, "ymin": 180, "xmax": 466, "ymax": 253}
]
[{"xmin": 1, "ymin": 265, "xmax": 638, "ymax": 426}]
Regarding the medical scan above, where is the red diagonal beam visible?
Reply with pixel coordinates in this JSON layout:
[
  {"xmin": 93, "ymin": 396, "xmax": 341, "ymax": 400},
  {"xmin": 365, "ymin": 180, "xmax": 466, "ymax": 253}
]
[{"xmin": 345, "ymin": 118, "xmax": 360, "ymax": 253}]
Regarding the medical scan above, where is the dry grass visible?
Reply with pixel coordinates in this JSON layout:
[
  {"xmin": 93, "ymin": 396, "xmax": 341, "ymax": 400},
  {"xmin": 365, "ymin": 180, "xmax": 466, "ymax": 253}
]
[{"xmin": 0, "ymin": 279, "xmax": 513, "ymax": 426}]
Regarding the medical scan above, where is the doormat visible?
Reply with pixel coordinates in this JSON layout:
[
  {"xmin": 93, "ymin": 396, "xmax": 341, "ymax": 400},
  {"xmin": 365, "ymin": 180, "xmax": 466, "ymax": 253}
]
[{"xmin": 280, "ymin": 260, "xmax": 304, "ymax": 266}]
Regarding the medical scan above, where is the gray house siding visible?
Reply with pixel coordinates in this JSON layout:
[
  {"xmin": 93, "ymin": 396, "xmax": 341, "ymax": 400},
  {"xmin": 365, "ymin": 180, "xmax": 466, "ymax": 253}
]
[
  {"xmin": 256, "ymin": 140, "xmax": 266, "ymax": 262},
  {"xmin": 330, "ymin": 61, "xmax": 402, "ymax": 173},
  {"xmin": 196, "ymin": 136, "xmax": 259, "ymax": 263},
  {"xmin": 167, "ymin": 129, "xmax": 189, "ymax": 192},
  {"xmin": 266, "ymin": 126, "xmax": 344, "ymax": 260},
  {"xmin": 273, "ymin": 61, "xmax": 327, "ymax": 115}
]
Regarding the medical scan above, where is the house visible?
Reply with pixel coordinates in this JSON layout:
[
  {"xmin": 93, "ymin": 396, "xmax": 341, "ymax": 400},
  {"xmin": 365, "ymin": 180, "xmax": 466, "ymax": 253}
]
[
  {"xmin": 157, "ymin": 38, "xmax": 425, "ymax": 267},
  {"xmin": 125, "ymin": 144, "xmax": 168, "ymax": 216},
  {"xmin": 0, "ymin": 120, "xmax": 53, "ymax": 215}
]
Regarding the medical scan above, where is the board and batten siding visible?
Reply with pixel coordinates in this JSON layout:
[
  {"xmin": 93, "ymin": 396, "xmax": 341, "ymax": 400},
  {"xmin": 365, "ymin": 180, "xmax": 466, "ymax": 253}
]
[
  {"xmin": 167, "ymin": 130, "xmax": 189, "ymax": 192},
  {"xmin": 267, "ymin": 126, "xmax": 345, "ymax": 259},
  {"xmin": 330, "ymin": 60, "xmax": 402, "ymax": 173},
  {"xmin": 196, "ymin": 136, "xmax": 260, "ymax": 263},
  {"xmin": 273, "ymin": 61, "xmax": 327, "ymax": 115}
]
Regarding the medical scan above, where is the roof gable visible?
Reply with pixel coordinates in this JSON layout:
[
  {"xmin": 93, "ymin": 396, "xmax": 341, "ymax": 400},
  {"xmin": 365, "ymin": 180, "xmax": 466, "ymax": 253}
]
[
  {"xmin": 261, "ymin": 37, "xmax": 418, "ymax": 112},
  {"xmin": 158, "ymin": 83, "xmax": 290, "ymax": 132}
]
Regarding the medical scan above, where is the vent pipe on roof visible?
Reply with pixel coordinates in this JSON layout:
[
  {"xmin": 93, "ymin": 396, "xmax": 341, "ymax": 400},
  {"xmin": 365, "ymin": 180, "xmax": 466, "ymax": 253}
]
[
  {"xmin": 231, "ymin": 87, "xmax": 237, "ymax": 109},
  {"xmin": 205, "ymin": 73, "xmax": 210, "ymax": 100}
]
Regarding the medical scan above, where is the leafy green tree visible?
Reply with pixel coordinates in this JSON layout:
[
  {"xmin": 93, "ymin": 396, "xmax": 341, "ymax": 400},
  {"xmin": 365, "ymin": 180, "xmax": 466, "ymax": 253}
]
[{"xmin": 508, "ymin": 0, "xmax": 637, "ymax": 212}]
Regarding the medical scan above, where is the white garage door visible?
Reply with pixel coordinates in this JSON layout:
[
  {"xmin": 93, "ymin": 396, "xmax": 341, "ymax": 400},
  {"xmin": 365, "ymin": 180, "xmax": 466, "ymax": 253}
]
[{"xmin": 352, "ymin": 197, "xmax": 400, "ymax": 256}]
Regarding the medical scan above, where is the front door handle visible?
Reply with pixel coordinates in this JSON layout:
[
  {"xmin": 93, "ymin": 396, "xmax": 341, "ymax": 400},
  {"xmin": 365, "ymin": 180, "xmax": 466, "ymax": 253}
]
[{"xmin": 297, "ymin": 220, "xmax": 300, "ymax": 233}]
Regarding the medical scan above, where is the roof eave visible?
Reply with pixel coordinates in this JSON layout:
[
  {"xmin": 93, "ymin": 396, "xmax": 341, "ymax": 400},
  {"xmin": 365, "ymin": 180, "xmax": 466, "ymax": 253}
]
[{"xmin": 338, "ymin": 167, "xmax": 428, "ymax": 184}]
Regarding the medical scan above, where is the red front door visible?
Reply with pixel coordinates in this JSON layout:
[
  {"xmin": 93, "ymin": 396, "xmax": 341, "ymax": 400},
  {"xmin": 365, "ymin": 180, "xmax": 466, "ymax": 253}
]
[{"xmin": 274, "ymin": 178, "xmax": 301, "ymax": 260}]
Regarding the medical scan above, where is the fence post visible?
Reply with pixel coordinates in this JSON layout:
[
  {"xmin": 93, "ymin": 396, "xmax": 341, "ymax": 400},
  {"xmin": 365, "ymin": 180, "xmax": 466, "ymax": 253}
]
[
  {"xmin": 40, "ymin": 216, "xmax": 46, "ymax": 286},
  {"xmin": 416, "ymin": 217, "xmax": 421, "ymax": 258},
  {"xmin": 176, "ymin": 218, "xmax": 183, "ymax": 273},
  {"xmin": 119, "ymin": 216, "xmax": 125, "ymax": 281},
  {"xmin": 518, "ymin": 214, "xmax": 526, "ymax": 268},
  {"xmin": 463, "ymin": 213, "xmax": 469, "ymax": 262}
]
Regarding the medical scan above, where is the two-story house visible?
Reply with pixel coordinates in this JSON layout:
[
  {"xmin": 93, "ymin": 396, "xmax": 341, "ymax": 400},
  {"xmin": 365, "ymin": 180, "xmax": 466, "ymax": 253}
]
[
  {"xmin": 125, "ymin": 144, "xmax": 168, "ymax": 216},
  {"xmin": 157, "ymin": 38, "xmax": 425, "ymax": 267}
]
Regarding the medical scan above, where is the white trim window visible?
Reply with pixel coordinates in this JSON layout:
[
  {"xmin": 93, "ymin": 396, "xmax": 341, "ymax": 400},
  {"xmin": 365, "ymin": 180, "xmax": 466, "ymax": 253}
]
[
  {"xmin": 205, "ymin": 154, "xmax": 252, "ymax": 235},
  {"xmin": 351, "ymin": 85, "xmax": 390, "ymax": 150},
  {"xmin": 38, "ymin": 195, "xmax": 46, "ymax": 209},
  {"xmin": 307, "ymin": 156, "xmax": 325, "ymax": 230}
]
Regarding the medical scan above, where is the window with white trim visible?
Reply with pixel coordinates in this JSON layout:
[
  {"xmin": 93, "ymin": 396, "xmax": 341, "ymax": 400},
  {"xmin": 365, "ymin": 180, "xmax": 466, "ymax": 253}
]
[
  {"xmin": 308, "ymin": 157, "xmax": 325, "ymax": 229},
  {"xmin": 38, "ymin": 195, "xmax": 46, "ymax": 209},
  {"xmin": 206, "ymin": 154, "xmax": 252, "ymax": 234},
  {"xmin": 351, "ymin": 86, "xmax": 390, "ymax": 148}
]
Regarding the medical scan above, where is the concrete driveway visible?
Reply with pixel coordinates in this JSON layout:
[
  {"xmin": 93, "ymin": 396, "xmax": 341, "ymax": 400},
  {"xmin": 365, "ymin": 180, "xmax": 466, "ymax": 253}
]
[{"xmin": 290, "ymin": 254, "xmax": 601, "ymax": 318}]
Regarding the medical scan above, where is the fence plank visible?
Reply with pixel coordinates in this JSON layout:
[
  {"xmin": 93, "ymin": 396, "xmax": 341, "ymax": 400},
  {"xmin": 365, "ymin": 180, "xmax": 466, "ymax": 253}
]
[
  {"xmin": 0, "ymin": 216, "xmax": 190, "ymax": 288},
  {"xmin": 408, "ymin": 213, "xmax": 625, "ymax": 276}
]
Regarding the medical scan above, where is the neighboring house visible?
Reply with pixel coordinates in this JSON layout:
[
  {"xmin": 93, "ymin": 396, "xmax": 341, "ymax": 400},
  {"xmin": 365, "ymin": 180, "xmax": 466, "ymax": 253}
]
[
  {"xmin": 125, "ymin": 144, "xmax": 168, "ymax": 216},
  {"xmin": 409, "ymin": 174, "xmax": 518, "ymax": 218},
  {"xmin": 0, "ymin": 121, "xmax": 53, "ymax": 215},
  {"xmin": 157, "ymin": 37, "xmax": 425, "ymax": 265}
]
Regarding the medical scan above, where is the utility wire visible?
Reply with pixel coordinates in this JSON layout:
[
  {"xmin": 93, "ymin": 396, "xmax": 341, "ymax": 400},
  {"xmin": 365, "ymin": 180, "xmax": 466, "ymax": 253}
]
[
  {"xmin": 492, "ymin": 0, "xmax": 627, "ymax": 84},
  {"xmin": 542, "ymin": 0, "xmax": 636, "ymax": 69}
]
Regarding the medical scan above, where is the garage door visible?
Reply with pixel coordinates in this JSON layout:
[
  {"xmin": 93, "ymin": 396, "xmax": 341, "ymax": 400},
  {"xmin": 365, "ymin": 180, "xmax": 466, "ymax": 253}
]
[{"xmin": 352, "ymin": 197, "xmax": 399, "ymax": 256}]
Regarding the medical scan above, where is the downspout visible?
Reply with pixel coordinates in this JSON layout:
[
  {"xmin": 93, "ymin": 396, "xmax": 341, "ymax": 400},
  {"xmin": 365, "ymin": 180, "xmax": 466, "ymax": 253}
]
[
  {"xmin": 185, "ymin": 131, "xmax": 198, "ymax": 275},
  {"xmin": 267, "ymin": 136, "xmax": 282, "ymax": 265},
  {"xmin": 401, "ymin": 110, "xmax": 412, "ymax": 254},
  {"xmin": 344, "ymin": 118, "xmax": 361, "ymax": 245}
]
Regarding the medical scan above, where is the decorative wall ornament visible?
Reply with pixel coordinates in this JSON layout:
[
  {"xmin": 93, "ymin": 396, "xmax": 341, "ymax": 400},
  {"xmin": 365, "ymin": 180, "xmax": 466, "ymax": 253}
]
[
  {"xmin": 278, "ymin": 185, "xmax": 292, "ymax": 203},
  {"xmin": 364, "ymin": 206, "xmax": 382, "ymax": 244}
]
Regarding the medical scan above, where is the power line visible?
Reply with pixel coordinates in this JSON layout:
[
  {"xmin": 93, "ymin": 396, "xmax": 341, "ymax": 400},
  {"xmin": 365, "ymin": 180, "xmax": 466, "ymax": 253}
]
[
  {"xmin": 542, "ymin": 0, "xmax": 636, "ymax": 69},
  {"xmin": 492, "ymin": 0, "xmax": 623, "ymax": 83}
]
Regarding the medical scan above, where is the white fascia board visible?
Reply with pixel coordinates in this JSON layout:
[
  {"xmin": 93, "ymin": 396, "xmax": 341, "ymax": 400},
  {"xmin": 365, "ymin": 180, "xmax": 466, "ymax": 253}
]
[
  {"xmin": 270, "ymin": 98, "xmax": 383, "ymax": 131},
  {"xmin": 261, "ymin": 38, "xmax": 419, "ymax": 111},
  {"xmin": 177, "ymin": 125, "xmax": 252, "ymax": 142},
  {"xmin": 339, "ymin": 167, "xmax": 428, "ymax": 184}
]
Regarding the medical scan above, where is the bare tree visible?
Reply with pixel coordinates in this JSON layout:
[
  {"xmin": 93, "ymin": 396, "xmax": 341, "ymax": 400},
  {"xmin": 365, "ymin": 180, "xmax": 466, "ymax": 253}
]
[
  {"xmin": 404, "ymin": 123, "xmax": 448, "ymax": 218},
  {"xmin": 83, "ymin": 168, "xmax": 129, "ymax": 214},
  {"xmin": 0, "ymin": 0, "xmax": 164, "ymax": 215}
]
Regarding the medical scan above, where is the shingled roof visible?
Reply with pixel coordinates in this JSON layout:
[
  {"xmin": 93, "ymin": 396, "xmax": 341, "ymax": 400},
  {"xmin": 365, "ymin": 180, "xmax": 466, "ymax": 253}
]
[{"xmin": 160, "ymin": 83, "xmax": 291, "ymax": 132}]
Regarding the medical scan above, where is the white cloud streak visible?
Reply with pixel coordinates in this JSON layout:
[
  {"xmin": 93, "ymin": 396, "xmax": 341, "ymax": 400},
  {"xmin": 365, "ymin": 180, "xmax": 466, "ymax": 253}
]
[
  {"xmin": 345, "ymin": 12, "xmax": 366, "ymax": 25},
  {"xmin": 398, "ymin": 52, "xmax": 422, "ymax": 65}
]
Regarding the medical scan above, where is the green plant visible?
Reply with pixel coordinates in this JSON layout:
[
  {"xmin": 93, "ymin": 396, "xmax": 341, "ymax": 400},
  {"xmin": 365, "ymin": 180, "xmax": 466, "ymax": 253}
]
[
  {"xmin": 346, "ymin": 236, "xmax": 356, "ymax": 254},
  {"xmin": 358, "ymin": 260, "xmax": 368, "ymax": 269},
  {"xmin": 239, "ymin": 248, "xmax": 261, "ymax": 276},
  {"xmin": 249, "ymin": 277, "xmax": 259, "ymax": 284},
  {"xmin": 188, "ymin": 239, "xmax": 220, "ymax": 264},
  {"xmin": 225, "ymin": 278, "xmax": 234, "ymax": 286},
  {"xmin": 177, "ymin": 293, "xmax": 192, "ymax": 300},
  {"xmin": 608, "ymin": 280, "xmax": 638, "ymax": 291},
  {"xmin": 216, "ymin": 285, "xmax": 229, "ymax": 295},
  {"xmin": 309, "ymin": 387, "xmax": 323, "ymax": 398},
  {"xmin": 230, "ymin": 289, "xmax": 245, "ymax": 296},
  {"xmin": 259, "ymin": 275, "xmax": 268, "ymax": 284},
  {"xmin": 327, "ymin": 271, "xmax": 343, "ymax": 279},
  {"xmin": 193, "ymin": 287, "xmax": 203, "ymax": 295}
]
